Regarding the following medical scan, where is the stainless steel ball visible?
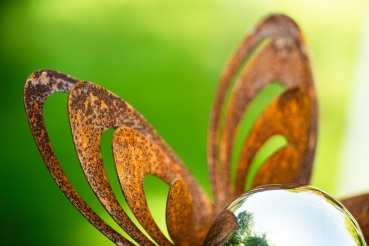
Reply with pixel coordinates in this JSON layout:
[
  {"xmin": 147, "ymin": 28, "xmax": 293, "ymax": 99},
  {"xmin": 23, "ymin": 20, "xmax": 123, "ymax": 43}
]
[{"xmin": 204, "ymin": 184, "xmax": 366, "ymax": 246}]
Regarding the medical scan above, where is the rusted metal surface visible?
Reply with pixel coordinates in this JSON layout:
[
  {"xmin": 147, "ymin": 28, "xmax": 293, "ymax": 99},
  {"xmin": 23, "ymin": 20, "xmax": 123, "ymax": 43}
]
[
  {"xmin": 341, "ymin": 194, "xmax": 369, "ymax": 242},
  {"xmin": 23, "ymin": 70, "xmax": 131, "ymax": 245},
  {"xmin": 23, "ymin": 14, "xmax": 369, "ymax": 246},
  {"xmin": 112, "ymin": 127, "xmax": 177, "ymax": 245},
  {"xmin": 68, "ymin": 82, "xmax": 213, "ymax": 245},
  {"xmin": 112, "ymin": 127, "xmax": 194, "ymax": 245},
  {"xmin": 166, "ymin": 179, "xmax": 193, "ymax": 245},
  {"xmin": 68, "ymin": 82, "xmax": 153, "ymax": 245},
  {"xmin": 207, "ymin": 14, "xmax": 318, "ymax": 209},
  {"xmin": 235, "ymin": 88, "xmax": 313, "ymax": 192},
  {"xmin": 203, "ymin": 210, "xmax": 237, "ymax": 246}
]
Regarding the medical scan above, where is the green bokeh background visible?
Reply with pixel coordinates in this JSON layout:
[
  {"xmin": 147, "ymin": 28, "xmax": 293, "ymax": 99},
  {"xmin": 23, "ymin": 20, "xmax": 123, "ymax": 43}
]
[{"xmin": 1, "ymin": 0, "xmax": 368, "ymax": 245}]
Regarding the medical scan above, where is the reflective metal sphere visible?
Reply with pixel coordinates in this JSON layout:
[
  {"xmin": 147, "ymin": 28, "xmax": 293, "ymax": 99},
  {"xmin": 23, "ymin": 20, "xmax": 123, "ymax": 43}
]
[{"xmin": 204, "ymin": 184, "xmax": 367, "ymax": 246}]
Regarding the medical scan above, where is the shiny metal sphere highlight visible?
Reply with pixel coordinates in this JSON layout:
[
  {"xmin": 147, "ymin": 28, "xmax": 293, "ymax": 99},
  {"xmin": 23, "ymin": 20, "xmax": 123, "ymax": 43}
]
[{"xmin": 204, "ymin": 184, "xmax": 366, "ymax": 246}]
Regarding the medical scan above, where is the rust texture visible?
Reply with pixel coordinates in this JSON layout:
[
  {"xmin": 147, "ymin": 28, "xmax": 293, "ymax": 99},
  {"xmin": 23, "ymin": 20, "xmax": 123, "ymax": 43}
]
[
  {"xmin": 23, "ymin": 70, "xmax": 131, "ymax": 245},
  {"xmin": 112, "ymin": 128, "xmax": 194, "ymax": 245},
  {"xmin": 207, "ymin": 14, "xmax": 318, "ymax": 209},
  {"xmin": 68, "ymin": 82, "xmax": 213, "ymax": 245},
  {"xmin": 23, "ymin": 14, "xmax": 369, "ymax": 245},
  {"xmin": 166, "ymin": 179, "xmax": 193, "ymax": 245},
  {"xmin": 235, "ymin": 88, "xmax": 313, "ymax": 192},
  {"xmin": 203, "ymin": 210, "xmax": 237, "ymax": 246}
]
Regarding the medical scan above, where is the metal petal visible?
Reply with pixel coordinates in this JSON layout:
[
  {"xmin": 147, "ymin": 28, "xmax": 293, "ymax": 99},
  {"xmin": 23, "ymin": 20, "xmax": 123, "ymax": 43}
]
[
  {"xmin": 112, "ymin": 126, "xmax": 209, "ymax": 245},
  {"xmin": 235, "ymin": 88, "xmax": 314, "ymax": 193},
  {"xmin": 208, "ymin": 14, "xmax": 317, "ymax": 208},
  {"xmin": 23, "ymin": 69, "xmax": 131, "ymax": 245},
  {"xmin": 203, "ymin": 210, "xmax": 238, "ymax": 246},
  {"xmin": 112, "ymin": 127, "xmax": 174, "ymax": 245},
  {"xmin": 68, "ymin": 82, "xmax": 213, "ymax": 244},
  {"xmin": 166, "ymin": 179, "xmax": 194, "ymax": 246}
]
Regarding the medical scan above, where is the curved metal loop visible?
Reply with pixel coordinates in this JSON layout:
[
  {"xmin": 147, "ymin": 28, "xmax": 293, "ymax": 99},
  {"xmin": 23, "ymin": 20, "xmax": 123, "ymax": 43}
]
[
  {"xmin": 68, "ymin": 82, "xmax": 213, "ymax": 245},
  {"xmin": 235, "ymin": 88, "xmax": 314, "ymax": 193},
  {"xmin": 208, "ymin": 14, "xmax": 317, "ymax": 208},
  {"xmin": 166, "ymin": 179, "xmax": 194, "ymax": 246},
  {"xmin": 23, "ymin": 69, "xmax": 131, "ymax": 245},
  {"xmin": 112, "ymin": 127, "xmax": 196, "ymax": 245}
]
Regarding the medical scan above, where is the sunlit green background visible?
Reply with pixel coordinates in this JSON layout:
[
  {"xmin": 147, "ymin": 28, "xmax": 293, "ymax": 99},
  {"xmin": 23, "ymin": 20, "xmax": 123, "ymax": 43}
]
[{"xmin": 1, "ymin": 0, "xmax": 369, "ymax": 245}]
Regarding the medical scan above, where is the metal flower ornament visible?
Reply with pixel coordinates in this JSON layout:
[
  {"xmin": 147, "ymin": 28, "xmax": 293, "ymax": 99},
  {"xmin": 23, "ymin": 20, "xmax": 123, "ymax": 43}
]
[{"xmin": 24, "ymin": 14, "xmax": 369, "ymax": 245}]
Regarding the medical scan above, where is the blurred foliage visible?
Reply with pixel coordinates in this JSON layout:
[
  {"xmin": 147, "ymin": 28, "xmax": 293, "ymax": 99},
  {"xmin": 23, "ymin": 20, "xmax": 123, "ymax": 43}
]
[
  {"xmin": 225, "ymin": 211, "xmax": 270, "ymax": 246},
  {"xmin": 1, "ymin": 0, "xmax": 368, "ymax": 245}
]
